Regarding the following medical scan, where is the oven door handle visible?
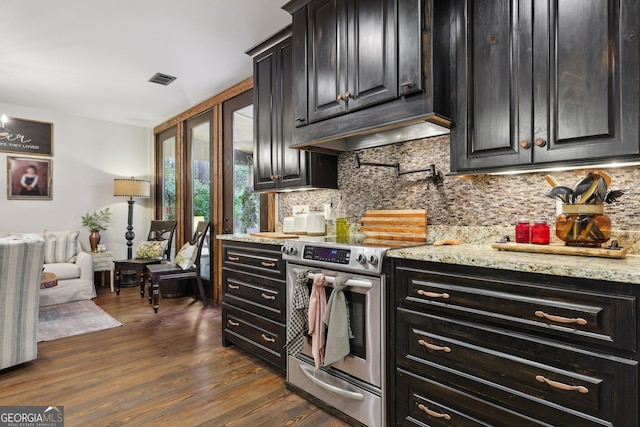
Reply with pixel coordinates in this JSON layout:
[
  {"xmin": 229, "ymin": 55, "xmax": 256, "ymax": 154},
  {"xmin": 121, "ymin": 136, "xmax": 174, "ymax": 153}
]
[
  {"xmin": 299, "ymin": 365, "xmax": 365, "ymax": 401},
  {"xmin": 296, "ymin": 270, "xmax": 372, "ymax": 289}
]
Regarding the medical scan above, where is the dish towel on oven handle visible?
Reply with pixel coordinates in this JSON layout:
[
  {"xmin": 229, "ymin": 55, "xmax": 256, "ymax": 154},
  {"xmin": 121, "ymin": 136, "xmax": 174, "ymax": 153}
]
[
  {"xmin": 308, "ymin": 273, "xmax": 327, "ymax": 369},
  {"xmin": 285, "ymin": 269, "xmax": 311, "ymax": 356},
  {"xmin": 323, "ymin": 275, "xmax": 353, "ymax": 367}
]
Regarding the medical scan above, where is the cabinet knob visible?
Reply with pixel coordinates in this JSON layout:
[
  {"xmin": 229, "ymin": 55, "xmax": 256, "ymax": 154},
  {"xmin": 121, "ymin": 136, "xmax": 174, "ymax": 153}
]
[
  {"xmin": 534, "ymin": 138, "xmax": 547, "ymax": 147},
  {"xmin": 344, "ymin": 91, "xmax": 353, "ymax": 99},
  {"xmin": 295, "ymin": 117, "xmax": 306, "ymax": 123},
  {"xmin": 337, "ymin": 93, "xmax": 345, "ymax": 101},
  {"xmin": 519, "ymin": 140, "xmax": 532, "ymax": 149},
  {"xmin": 400, "ymin": 81, "xmax": 415, "ymax": 88}
]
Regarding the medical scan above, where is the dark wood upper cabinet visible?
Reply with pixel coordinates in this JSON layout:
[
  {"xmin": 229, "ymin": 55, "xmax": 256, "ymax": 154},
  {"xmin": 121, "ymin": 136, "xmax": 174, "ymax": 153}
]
[
  {"xmin": 452, "ymin": 0, "xmax": 640, "ymax": 173},
  {"xmin": 283, "ymin": 0, "xmax": 453, "ymax": 152},
  {"xmin": 306, "ymin": 0, "xmax": 397, "ymax": 123},
  {"xmin": 247, "ymin": 27, "xmax": 338, "ymax": 192}
]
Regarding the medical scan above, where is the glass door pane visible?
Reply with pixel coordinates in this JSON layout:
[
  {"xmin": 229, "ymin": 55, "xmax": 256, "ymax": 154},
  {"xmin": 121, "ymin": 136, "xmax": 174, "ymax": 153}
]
[
  {"xmin": 186, "ymin": 112, "xmax": 211, "ymax": 281},
  {"xmin": 233, "ymin": 105, "xmax": 259, "ymax": 233},
  {"xmin": 222, "ymin": 89, "xmax": 259, "ymax": 235},
  {"xmin": 158, "ymin": 128, "xmax": 177, "ymax": 221}
]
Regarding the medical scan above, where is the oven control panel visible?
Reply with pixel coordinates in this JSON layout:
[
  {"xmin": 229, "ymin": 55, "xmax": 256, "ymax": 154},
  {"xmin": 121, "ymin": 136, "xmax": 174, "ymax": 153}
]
[
  {"xmin": 302, "ymin": 245, "xmax": 350, "ymax": 264},
  {"xmin": 281, "ymin": 241, "xmax": 387, "ymax": 274}
]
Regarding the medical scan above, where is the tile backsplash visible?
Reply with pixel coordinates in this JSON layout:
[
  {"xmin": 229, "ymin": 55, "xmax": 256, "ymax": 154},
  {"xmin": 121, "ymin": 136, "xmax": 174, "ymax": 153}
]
[{"xmin": 279, "ymin": 135, "xmax": 640, "ymax": 234}]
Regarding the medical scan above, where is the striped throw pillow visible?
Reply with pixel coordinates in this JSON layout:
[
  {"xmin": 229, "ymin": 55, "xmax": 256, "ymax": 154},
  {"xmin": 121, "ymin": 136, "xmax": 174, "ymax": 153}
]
[{"xmin": 44, "ymin": 230, "xmax": 80, "ymax": 263}]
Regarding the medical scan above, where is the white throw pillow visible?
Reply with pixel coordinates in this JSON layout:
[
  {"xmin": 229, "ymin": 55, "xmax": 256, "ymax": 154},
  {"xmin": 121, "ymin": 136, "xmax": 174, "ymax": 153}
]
[
  {"xmin": 135, "ymin": 240, "xmax": 167, "ymax": 259},
  {"xmin": 43, "ymin": 230, "xmax": 80, "ymax": 263},
  {"xmin": 175, "ymin": 242, "xmax": 197, "ymax": 270}
]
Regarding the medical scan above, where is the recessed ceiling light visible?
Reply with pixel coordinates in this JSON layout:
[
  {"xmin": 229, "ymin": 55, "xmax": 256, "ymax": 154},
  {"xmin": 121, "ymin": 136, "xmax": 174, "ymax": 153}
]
[{"xmin": 148, "ymin": 73, "xmax": 177, "ymax": 86}]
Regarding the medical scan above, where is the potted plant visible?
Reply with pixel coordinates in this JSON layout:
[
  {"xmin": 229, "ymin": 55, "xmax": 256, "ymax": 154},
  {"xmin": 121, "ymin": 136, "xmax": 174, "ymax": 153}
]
[{"xmin": 81, "ymin": 208, "xmax": 111, "ymax": 252}]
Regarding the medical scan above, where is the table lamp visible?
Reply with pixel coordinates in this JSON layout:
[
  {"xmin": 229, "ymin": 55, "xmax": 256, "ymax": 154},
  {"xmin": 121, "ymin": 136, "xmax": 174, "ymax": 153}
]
[{"xmin": 114, "ymin": 177, "xmax": 150, "ymax": 259}]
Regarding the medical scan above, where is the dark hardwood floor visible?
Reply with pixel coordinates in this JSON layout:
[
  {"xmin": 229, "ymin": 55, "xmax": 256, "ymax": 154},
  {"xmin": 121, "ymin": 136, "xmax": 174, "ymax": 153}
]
[{"xmin": 0, "ymin": 284, "xmax": 349, "ymax": 426}]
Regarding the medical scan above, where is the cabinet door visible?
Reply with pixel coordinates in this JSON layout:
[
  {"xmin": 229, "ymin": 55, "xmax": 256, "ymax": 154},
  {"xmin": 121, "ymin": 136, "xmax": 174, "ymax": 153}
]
[
  {"xmin": 532, "ymin": 0, "xmax": 639, "ymax": 163},
  {"xmin": 276, "ymin": 40, "xmax": 308, "ymax": 189},
  {"xmin": 452, "ymin": 0, "xmax": 533, "ymax": 171},
  {"xmin": 253, "ymin": 48, "xmax": 278, "ymax": 191},
  {"xmin": 307, "ymin": 0, "xmax": 349, "ymax": 123},
  {"xmin": 345, "ymin": 0, "xmax": 397, "ymax": 111}
]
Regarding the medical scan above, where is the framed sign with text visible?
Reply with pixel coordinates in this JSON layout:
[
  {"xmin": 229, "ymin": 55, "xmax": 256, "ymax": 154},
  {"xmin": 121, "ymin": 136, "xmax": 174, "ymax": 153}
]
[{"xmin": 0, "ymin": 117, "xmax": 53, "ymax": 156}]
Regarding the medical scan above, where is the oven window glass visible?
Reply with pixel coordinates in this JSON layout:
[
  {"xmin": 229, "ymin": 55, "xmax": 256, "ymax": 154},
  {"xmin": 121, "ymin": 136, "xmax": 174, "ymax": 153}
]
[{"xmin": 306, "ymin": 285, "xmax": 367, "ymax": 360}]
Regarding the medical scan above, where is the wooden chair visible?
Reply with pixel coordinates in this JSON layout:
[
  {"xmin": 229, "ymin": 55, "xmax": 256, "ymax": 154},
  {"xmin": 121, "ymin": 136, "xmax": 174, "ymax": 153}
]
[
  {"xmin": 114, "ymin": 220, "xmax": 177, "ymax": 298},
  {"xmin": 146, "ymin": 221, "xmax": 210, "ymax": 313}
]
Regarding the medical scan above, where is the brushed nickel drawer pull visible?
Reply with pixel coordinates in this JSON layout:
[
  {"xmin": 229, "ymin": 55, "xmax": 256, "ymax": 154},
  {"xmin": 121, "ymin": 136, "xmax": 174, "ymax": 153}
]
[
  {"xmin": 227, "ymin": 256, "xmax": 240, "ymax": 261},
  {"xmin": 535, "ymin": 310, "xmax": 587, "ymax": 325},
  {"xmin": 535, "ymin": 375, "xmax": 589, "ymax": 394},
  {"xmin": 417, "ymin": 403, "xmax": 451, "ymax": 420},
  {"xmin": 261, "ymin": 293, "xmax": 276, "ymax": 300},
  {"xmin": 261, "ymin": 261, "xmax": 276, "ymax": 267},
  {"xmin": 227, "ymin": 320, "xmax": 240, "ymax": 327},
  {"xmin": 418, "ymin": 339, "xmax": 451, "ymax": 353},
  {"xmin": 417, "ymin": 289, "xmax": 450, "ymax": 299},
  {"xmin": 228, "ymin": 284, "xmax": 240, "ymax": 290},
  {"xmin": 261, "ymin": 334, "xmax": 276, "ymax": 343}
]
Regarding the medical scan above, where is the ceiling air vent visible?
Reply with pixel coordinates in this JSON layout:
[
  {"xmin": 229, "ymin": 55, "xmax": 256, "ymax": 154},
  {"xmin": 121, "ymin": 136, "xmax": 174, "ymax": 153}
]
[{"xmin": 148, "ymin": 73, "xmax": 177, "ymax": 86}]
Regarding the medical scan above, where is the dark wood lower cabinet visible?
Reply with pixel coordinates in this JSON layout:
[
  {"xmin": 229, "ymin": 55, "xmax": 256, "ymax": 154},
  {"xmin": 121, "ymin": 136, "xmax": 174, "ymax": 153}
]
[
  {"xmin": 221, "ymin": 241, "xmax": 286, "ymax": 371},
  {"xmin": 392, "ymin": 259, "xmax": 639, "ymax": 426}
]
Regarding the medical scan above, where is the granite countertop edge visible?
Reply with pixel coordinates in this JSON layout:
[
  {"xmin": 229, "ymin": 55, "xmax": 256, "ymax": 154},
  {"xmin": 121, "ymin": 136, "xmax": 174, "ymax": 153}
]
[
  {"xmin": 387, "ymin": 244, "xmax": 640, "ymax": 285},
  {"xmin": 217, "ymin": 234, "xmax": 640, "ymax": 285}
]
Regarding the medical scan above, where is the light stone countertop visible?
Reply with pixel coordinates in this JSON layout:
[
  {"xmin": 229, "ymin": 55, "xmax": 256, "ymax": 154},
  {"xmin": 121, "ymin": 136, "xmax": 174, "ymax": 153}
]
[
  {"xmin": 217, "ymin": 233, "xmax": 640, "ymax": 285},
  {"xmin": 387, "ymin": 244, "xmax": 640, "ymax": 285}
]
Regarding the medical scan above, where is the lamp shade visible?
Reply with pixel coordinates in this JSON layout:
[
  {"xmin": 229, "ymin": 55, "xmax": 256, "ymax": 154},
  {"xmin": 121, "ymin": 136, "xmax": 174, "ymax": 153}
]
[{"xmin": 114, "ymin": 178, "xmax": 150, "ymax": 198}]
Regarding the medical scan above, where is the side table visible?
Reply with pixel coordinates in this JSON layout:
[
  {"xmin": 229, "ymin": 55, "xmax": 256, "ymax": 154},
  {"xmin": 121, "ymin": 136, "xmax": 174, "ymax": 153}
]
[{"xmin": 90, "ymin": 251, "xmax": 114, "ymax": 292}]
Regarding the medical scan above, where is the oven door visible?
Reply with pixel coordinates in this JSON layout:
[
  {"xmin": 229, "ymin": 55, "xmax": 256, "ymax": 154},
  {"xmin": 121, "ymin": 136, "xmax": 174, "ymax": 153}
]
[{"xmin": 286, "ymin": 263, "xmax": 383, "ymax": 388}]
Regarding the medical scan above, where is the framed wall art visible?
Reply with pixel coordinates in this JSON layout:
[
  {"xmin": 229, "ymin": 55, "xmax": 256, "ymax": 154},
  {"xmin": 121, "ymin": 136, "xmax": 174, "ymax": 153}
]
[
  {"xmin": 0, "ymin": 117, "xmax": 54, "ymax": 156},
  {"xmin": 7, "ymin": 156, "xmax": 52, "ymax": 200}
]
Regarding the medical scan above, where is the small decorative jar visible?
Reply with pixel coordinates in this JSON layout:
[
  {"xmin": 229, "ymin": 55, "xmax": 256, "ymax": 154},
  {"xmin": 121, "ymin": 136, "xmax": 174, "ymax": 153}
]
[
  {"xmin": 531, "ymin": 221, "xmax": 550, "ymax": 245},
  {"xmin": 515, "ymin": 219, "xmax": 531, "ymax": 243},
  {"xmin": 555, "ymin": 204, "xmax": 611, "ymax": 247}
]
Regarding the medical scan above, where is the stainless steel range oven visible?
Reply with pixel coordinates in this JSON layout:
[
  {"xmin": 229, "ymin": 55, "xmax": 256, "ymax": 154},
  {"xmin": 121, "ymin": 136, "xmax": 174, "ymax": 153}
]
[{"xmin": 282, "ymin": 237, "xmax": 408, "ymax": 427}]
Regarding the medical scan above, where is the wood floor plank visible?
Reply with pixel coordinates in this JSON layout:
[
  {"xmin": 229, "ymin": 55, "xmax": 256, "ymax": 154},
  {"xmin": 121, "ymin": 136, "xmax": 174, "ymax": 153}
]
[{"xmin": 0, "ymin": 286, "xmax": 349, "ymax": 426}]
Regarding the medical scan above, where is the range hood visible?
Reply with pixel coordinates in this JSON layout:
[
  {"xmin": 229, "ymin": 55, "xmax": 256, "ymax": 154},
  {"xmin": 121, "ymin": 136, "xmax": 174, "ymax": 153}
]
[
  {"xmin": 283, "ymin": 0, "xmax": 455, "ymax": 155},
  {"xmin": 290, "ymin": 113, "xmax": 451, "ymax": 154}
]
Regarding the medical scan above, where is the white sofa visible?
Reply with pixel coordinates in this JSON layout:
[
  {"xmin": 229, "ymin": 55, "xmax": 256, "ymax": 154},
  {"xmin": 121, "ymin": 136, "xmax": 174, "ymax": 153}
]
[
  {"xmin": 0, "ymin": 231, "xmax": 95, "ymax": 306},
  {"xmin": 0, "ymin": 235, "xmax": 44, "ymax": 370}
]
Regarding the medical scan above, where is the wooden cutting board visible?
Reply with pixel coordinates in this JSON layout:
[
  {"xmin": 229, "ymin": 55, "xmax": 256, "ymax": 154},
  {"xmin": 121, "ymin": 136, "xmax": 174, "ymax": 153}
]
[
  {"xmin": 359, "ymin": 209, "xmax": 427, "ymax": 242},
  {"xmin": 250, "ymin": 232, "xmax": 299, "ymax": 239},
  {"xmin": 491, "ymin": 242, "xmax": 628, "ymax": 259}
]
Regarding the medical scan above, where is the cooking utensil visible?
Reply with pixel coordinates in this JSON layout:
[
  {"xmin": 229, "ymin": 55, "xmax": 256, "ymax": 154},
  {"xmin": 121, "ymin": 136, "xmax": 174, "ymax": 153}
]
[
  {"xmin": 572, "ymin": 173, "xmax": 596, "ymax": 201},
  {"xmin": 544, "ymin": 185, "xmax": 574, "ymax": 203},
  {"xmin": 545, "ymin": 175, "xmax": 560, "ymax": 187}
]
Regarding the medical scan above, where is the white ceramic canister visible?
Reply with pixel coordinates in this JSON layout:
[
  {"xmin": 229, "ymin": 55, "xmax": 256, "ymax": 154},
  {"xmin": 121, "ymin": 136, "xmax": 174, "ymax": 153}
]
[
  {"xmin": 282, "ymin": 217, "xmax": 295, "ymax": 234},
  {"xmin": 307, "ymin": 210, "xmax": 326, "ymax": 236},
  {"xmin": 293, "ymin": 213, "xmax": 308, "ymax": 234}
]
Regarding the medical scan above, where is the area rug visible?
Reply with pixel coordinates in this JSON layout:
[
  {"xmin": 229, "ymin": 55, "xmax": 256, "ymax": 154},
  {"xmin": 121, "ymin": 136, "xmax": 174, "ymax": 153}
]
[{"xmin": 37, "ymin": 300, "xmax": 122, "ymax": 342}]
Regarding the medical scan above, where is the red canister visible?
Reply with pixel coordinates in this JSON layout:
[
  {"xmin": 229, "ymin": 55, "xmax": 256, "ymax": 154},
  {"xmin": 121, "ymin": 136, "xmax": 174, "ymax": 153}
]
[
  {"xmin": 515, "ymin": 219, "xmax": 531, "ymax": 243},
  {"xmin": 531, "ymin": 220, "xmax": 550, "ymax": 245}
]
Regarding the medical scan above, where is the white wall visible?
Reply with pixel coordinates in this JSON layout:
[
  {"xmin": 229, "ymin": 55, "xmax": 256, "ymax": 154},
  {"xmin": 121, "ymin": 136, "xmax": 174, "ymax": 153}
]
[{"xmin": 0, "ymin": 103, "xmax": 154, "ymax": 260}]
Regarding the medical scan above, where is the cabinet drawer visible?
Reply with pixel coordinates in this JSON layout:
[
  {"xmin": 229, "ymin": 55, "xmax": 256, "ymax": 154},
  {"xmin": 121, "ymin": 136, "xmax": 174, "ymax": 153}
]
[
  {"xmin": 396, "ymin": 263, "xmax": 636, "ymax": 352},
  {"xmin": 222, "ymin": 242, "xmax": 284, "ymax": 279},
  {"xmin": 223, "ymin": 270, "xmax": 285, "ymax": 322},
  {"xmin": 396, "ymin": 368, "xmax": 549, "ymax": 427},
  {"xmin": 222, "ymin": 303, "xmax": 286, "ymax": 370},
  {"xmin": 397, "ymin": 308, "xmax": 638, "ymax": 426}
]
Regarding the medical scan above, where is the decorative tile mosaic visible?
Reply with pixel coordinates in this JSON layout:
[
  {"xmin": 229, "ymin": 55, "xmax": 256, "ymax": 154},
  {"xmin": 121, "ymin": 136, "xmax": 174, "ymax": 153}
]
[{"xmin": 279, "ymin": 135, "xmax": 640, "ymax": 243}]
